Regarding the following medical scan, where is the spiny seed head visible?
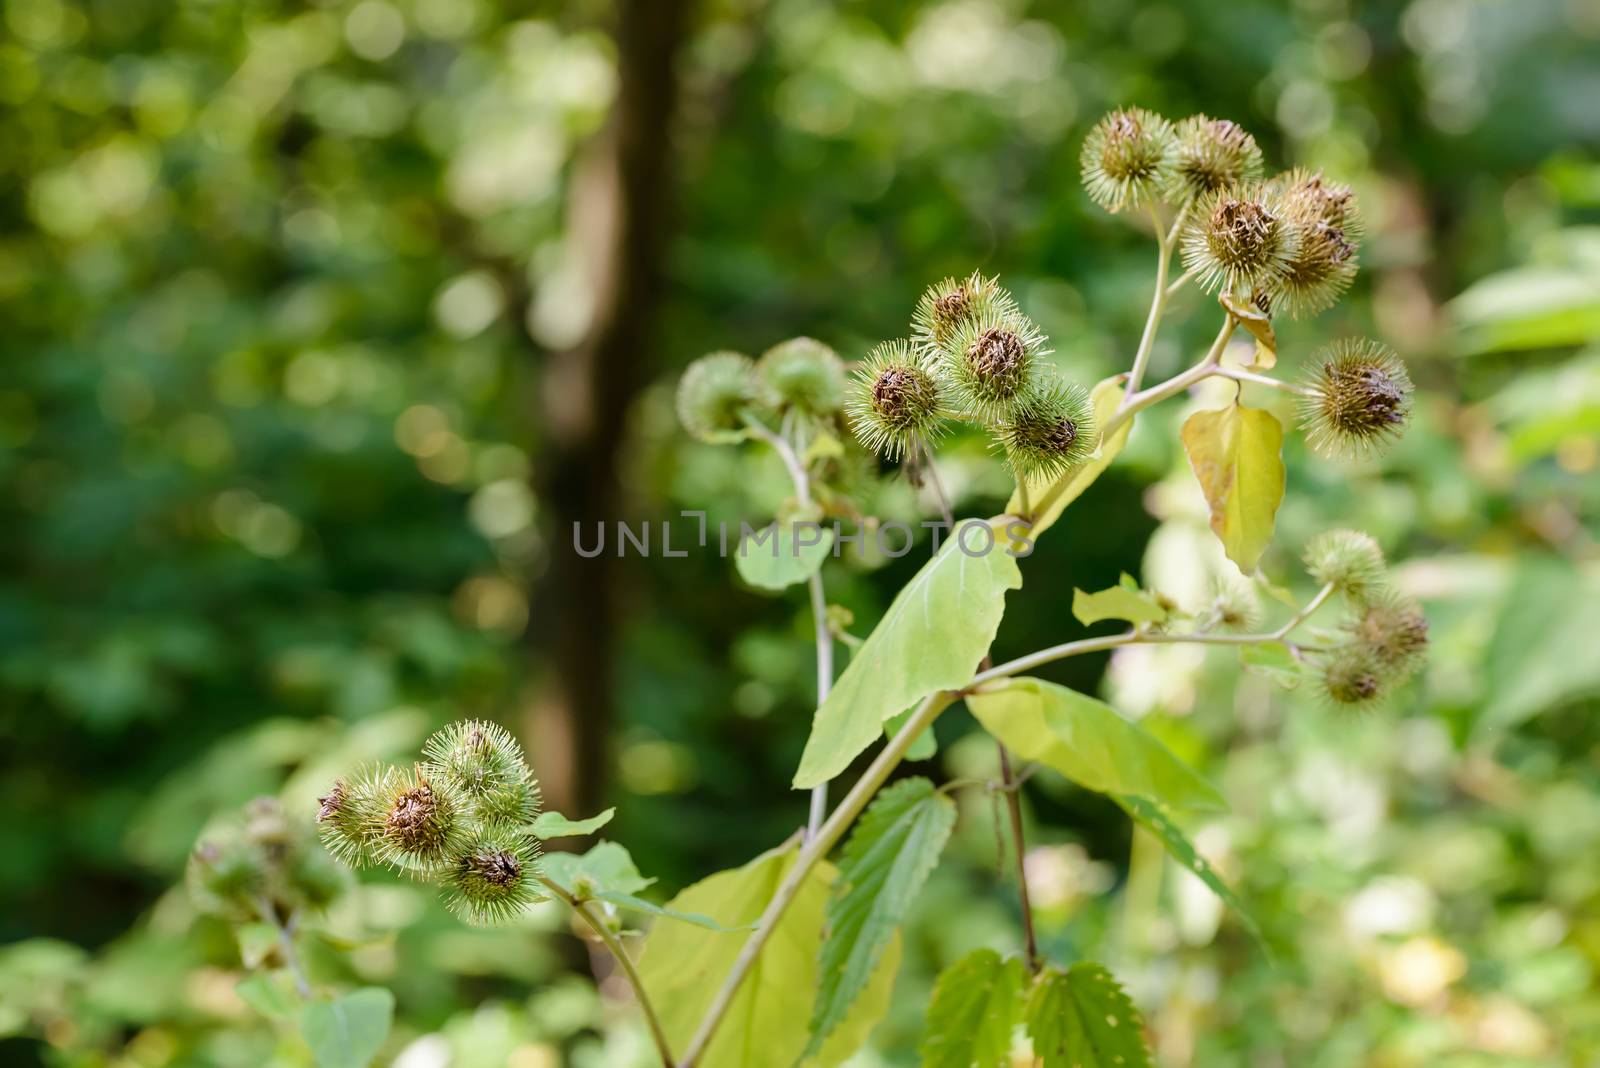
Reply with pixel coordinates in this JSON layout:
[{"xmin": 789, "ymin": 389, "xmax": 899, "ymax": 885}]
[
  {"xmin": 1319, "ymin": 645, "xmax": 1388, "ymax": 711},
  {"xmin": 1298, "ymin": 339, "xmax": 1413, "ymax": 458},
  {"xmin": 1271, "ymin": 168, "xmax": 1364, "ymax": 317},
  {"xmin": 372, "ymin": 766, "xmax": 464, "ymax": 872},
  {"xmin": 994, "ymin": 377, "xmax": 1096, "ymax": 481},
  {"xmin": 315, "ymin": 768, "xmax": 391, "ymax": 868},
  {"xmin": 1080, "ymin": 107, "xmax": 1177, "ymax": 213},
  {"xmin": 676, "ymin": 351, "xmax": 759, "ymax": 443},
  {"xmin": 845, "ymin": 340, "xmax": 943, "ymax": 460},
  {"xmin": 1181, "ymin": 182, "xmax": 1300, "ymax": 295},
  {"xmin": 942, "ymin": 304, "xmax": 1049, "ymax": 421},
  {"xmin": 1165, "ymin": 115, "xmax": 1263, "ymax": 202},
  {"xmin": 422, "ymin": 719, "xmax": 542, "ymax": 831},
  {"xmin": 1208, "ymin": 576, "xmax": 1261, "ymax": 632},
  {"xmin": 1303, "ymin": 528, "xmax": 1387, "ymax": 601},
  {"xmin": 911, "ymin": 271, "xmax": 1019, "ymax": 356},
  {"xmin": 192, "ymin": 797, "xmax": 349, "ymax": 920},
  {"xmin": 441, "ymin": 831, "xmax": 544, "ymax": 925},
  {"xmin": 1346, "ymin": 589, "xmax": 1428, "ymax": 682},
  {"xmin": 755, "ymin": 337, "xmax": 846, "ymax": 418}
]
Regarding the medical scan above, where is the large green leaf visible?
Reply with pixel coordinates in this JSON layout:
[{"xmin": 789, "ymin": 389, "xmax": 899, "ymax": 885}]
[
  {"xmin": 966, "ymin": 678, "xmax": 1224, "ymax": 811},
  {"xmin": 1180, "ymin": 402, "xmax": 1285, "ymax": 574},
  {"xmin": 1115, "ymin": 795, "xmax": 1266, "ymax": 950},
  {"xmin": 793, "ymin": 519, "xmax": 1022, "ymax": 788},
  {"xmin": 920, "ymin": 948, "xmax": 1026, "ymax": 1068},
  {"xmin": 1008, "ymin": 376, "xmax": 1132, "ymax": 540},
  {"xmin": 300, "ymin": 987, "xmax": 394, "ymax": 1068},
  {"xmin": 734, "ymin": 522, "xmax": 834, "ymax": 591},
  {"xmin": 638, "ymin": 841, "xmax": 899, "ymax": 1068},
  {"xmin": 809, "ymin": 778, "xmax": 955, "ymax": 1052},
  {"xmin": 1026, "ymin": 962, "xmax": 1152, "ymax": 1068}
]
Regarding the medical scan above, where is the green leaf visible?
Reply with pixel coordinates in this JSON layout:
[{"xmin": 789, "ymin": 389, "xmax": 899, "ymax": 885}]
[
  {"xmin": 541, "ymin": 841, "xmax": 735, "ymax": 930},
  {"xmin": 1180, "ymin": 402, "xmax": 1285, "ymax": 574},
  {"xmin": 809, "ymin": 778, "xmax": 955, "ymax": 1052},
  {"xmin": 1026, "ymin": 962, "xmax": 1152, "ymax": 1068},
  {"xmin": 1072, "ymin": 583, "xmax": 1167, "ymax": 627},
  {"xmin": 1114, "ymin": 795, "xmax": 1266, "ymax": 951},
  {"xmin": 1237, "ymin": 641, "xmax": 1301, "ymax": 689},
  {"xmin": 794, "ymin": 519, "xmax": 1022, "ymax": 788},
  {"xmin": 236, "ymin": 971, "xmax": 299, "ymax": 1020},
  {"xmin": 639, "ymin": 841, "xmax": 900, "ymax": 1068},
  {"xmin": 966, "ymin": 677, "xmax": 1224, "ymax": 811},
  {"xmin": 530, "ymin": 807, "xmax": 616, "ymax": 838},
  {"xmin": 1008, "ymin": 376, "xmax": 1132, "ymax": 540},
  {"xmin": 884, "ymin": 705, "xmax": 937, "ymax": 761},
  {"xmin": 734, "ymin": 522, "xmax": 834, "ymax": 591},
  {"xmin": 235, "ymin": 922, "xmax": 280, "ymax": 969},
  {"xmin": 300, "ymin": 987, "xmax": 394, "ymax": 1068},
  {"xmin": 539, "ymin": 840, "xmax": 653, "ymax": 897},
  {"xmin": 1479, "ymin": 556, "xmax": 1600, "ymax": 733},
  {"xmin": 920, "ymin": 948, "xmax": 1026, "ymax": 1068}
]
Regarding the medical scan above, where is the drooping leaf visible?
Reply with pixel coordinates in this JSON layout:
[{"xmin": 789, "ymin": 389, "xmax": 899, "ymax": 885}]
[
  {"xmin": 794, "ymin": 519, "xmax": 1022, "ymax": 788},
  {"xmin": 1180, "ymin": 402, "xmax": 1285, "ymax": 573},
  {"xmin": 734, "ymin": 521, "xmax": 834, "ymax": 591},
  {"xmin": 530, "ymin": 807, "xmax": 616, "ymax": 838},
  {"xmin": 638, "ymin": 841, "xmax": 900, "ymax": 1068},
  {"xmin": 884, "ymin": 705, "xmax": 937, "ymax": 761},
  {"xmin": 1072, "ymin": 582, "xmax": 1167, "ymax": 627},
  {"xmin": 1220, "ymin": 291, "xmax": 1278, "ymax": 368},
  {"xmin": 1009, "ymin": 377, "xmax": 1132, "ymax": 539},
  {"xmin": 966, "ymin": 678, "xmax": 1224, "ymax": 811},
  {"xmin": 1114, "ymin": 795, "xmax": 1266, "ymax": 951},
  {"xmin": 1026, "ymin": 962, "xmax": 1152, "ymax": 1068},
  {"xmin": 808, "ymin": 778, "xmax": 955, "ymax": 1052},
  {"xmin": 920, "ymin": 948, "xmax": 1026, "ymax": 1068},
  {"xmin": 541, "ymin": 841, "xmax": 734, "ymax": 930},
  {"xmin": 300, "ymin": 987, "xmax": 394, "ymax": 1068}
]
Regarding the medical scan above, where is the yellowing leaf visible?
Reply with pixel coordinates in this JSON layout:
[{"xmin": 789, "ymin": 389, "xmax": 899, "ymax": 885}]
[
  {"xmin": 1007, "ymin": 376, "xmax": 1131, "ymax": 540},
  {"xmin": 638, "ymin": 842, "xmax": 899, "ymax": 1068},
  {"xmin": 1220, "ymin": 292, "xmax": 1277, "ymax": 369},
  {"xmin": 966, "ymin": 677, "xmax": 1224, "ymax": 811},
  {"xmin": 793, "ymin": 519, "xmax": 1022, "ymax": 789},
  {"xmin": 1180, "ymin": 403, "xmax": 1285, "ymax": 574}
]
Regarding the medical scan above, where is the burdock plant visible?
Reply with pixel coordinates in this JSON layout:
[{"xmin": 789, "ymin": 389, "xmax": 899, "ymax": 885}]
[{"xmin": 205, "ymin": 107, "xmax": 1431, "ymax": 1068}]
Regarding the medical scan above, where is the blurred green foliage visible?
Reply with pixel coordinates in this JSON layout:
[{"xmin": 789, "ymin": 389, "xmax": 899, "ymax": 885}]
[{"xmin": 1, "ymin": 0, "xmax": 1597, "ymax": 1065}]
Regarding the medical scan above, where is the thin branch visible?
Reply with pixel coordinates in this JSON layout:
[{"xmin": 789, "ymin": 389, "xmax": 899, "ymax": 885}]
[
  {"xmin": 996, "ymin": 743, "xmax": 1040, "ymax": 974},
  {"xmin": 806, "ymin": 568, "xmax": 833, "ymax": 839},
  {"xmin": 253, "ymin": 896, "xmax": 312, "ymax": 999},
  {"xmin": 1164, "ymin": 266, "xmax": 1196, "ymax": 299},
  {"xmin": 745, "ymin": 417, "xmax": 833, "ymax": 840},
  {"xmin": 1123, "ymin": 203, "xmax": 1185, "ymax": 398},
  {"xmin": 538, "ymin": 875, "xmax": 677, "ymax": 1068},
  {"xmin": 919, "ymin": 436, "xmax": 956, "ymax": 530},
  {"xmin": 1215, "ymin": 365, "xmax": 1315, "ymax": 396},
  {"xmin": 678, "ymin": 691, "xmax": 958, "ymax": 1067},
  {"xmin": 1271, "ymin": 581, "xmax": 1335, "ymax": 639}
]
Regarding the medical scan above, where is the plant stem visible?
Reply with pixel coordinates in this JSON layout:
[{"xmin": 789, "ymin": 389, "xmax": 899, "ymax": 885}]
[
  {"xmin": 677, "ymin": 691, "xmax": 957, "ymax": 1067},
  {"xmin": 920, "ymin": 437, "xmax": 956, "ymax": 529},
  {"xmin": 806, "ymin": 568, "xmax": 832, "ymax": 840},
  {"xmin": 254, "ymin": 896, "xmax": 312, "ymax": 998},
  {"xmin": 996, "ymin": 743, "xmax": 1040, "ymax": 974},
  {"xmin": 1123, "ymin": 204, "xmax": 1184, "ymax": 398},
  {"xmin": 538, "ymin": 875, "xmax": 677, "ymax": 1068},
  {"xmin": 745, "ymin": 419, "xmax": 834, "ymax": 840},
  {"xmin": 1272, "ymin": 582, "xmax": 1335, "ymax": 638},
  {"xmin": 1215, "ymin": 365, "xmax": 1314, "ymax": 396}
]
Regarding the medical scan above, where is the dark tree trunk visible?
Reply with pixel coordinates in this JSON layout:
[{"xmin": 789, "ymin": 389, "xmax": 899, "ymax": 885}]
[{"xmin": 531, "ymin": 0, "xmax": 692, "ymax": 817}]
